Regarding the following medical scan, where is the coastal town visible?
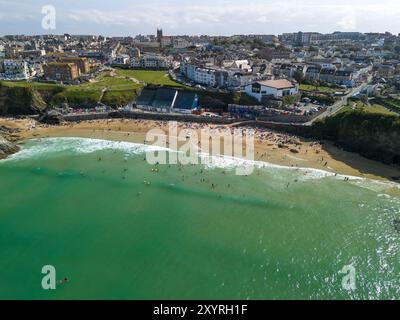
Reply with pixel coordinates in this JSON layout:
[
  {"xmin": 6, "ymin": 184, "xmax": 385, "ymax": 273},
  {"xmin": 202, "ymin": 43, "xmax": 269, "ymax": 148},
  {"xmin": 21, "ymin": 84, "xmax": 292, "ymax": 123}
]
[
  {"xmin": 1, "ymin": 29, "xmax": 400, "ymax": 172},
  {"xmin": 1, "ymin": 30, "xmax": 400, "ymax": 121}
]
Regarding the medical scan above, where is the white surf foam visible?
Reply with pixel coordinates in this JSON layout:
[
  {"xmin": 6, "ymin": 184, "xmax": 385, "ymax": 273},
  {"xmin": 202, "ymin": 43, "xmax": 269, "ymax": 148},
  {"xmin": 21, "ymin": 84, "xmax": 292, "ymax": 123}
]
[
  {"xmin": 4, "ymin": 137, "xmax": 172, "ymax": 161},
  {"xmin": 4, "ymin": 137, "xmax": 399, "ymax": 193},
  {"xmin": 198, "ymin": 150, "xmax": 400, "ymax": 193}
]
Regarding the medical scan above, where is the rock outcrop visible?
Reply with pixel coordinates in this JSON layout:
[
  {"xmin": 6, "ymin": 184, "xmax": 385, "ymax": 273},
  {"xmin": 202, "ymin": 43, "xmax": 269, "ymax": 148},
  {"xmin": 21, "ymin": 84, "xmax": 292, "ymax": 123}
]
[
  {"xmin": 39, "ymin": 110, "xmax": 65, "ymax": 125},
  {"xmin": 0, "ymin": 135, "xmax": 19, "ymax": 159}
]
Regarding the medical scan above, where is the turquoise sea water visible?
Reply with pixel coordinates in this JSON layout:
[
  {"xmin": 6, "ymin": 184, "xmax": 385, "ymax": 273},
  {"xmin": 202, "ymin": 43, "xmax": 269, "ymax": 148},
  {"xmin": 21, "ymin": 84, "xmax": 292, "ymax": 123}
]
[{"xmin": 0, "ymin": 137, "xmax": 399, "ymax": 300}]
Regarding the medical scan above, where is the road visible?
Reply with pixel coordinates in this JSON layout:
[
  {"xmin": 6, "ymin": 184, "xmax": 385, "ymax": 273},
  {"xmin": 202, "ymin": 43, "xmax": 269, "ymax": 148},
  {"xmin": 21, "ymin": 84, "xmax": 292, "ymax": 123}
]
[
  {"xmin": 97, "ymin": 87, "xmax": 108, "ymax": 105},
  {"xmin": 305, "ymin": 79, "xmax": 372, "ymax": 125}
]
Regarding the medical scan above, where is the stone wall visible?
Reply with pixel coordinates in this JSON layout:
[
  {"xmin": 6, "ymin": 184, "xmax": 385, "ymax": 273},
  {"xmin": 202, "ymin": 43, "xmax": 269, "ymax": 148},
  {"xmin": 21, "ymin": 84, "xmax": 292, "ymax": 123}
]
[
  {"xmin": 64, "ymin": 112, "xmax": 110, "ymax": 122},
  {"xmin": 61, "ymin": 111, "xmax": 313, "ymax": 136},
  {"xmin": 115, "ymin": 111, "xmax": 234, "ymax": 124},
  {"xmin": 232, "ymin": 121, "xmax": 313, "ymax": 136}
]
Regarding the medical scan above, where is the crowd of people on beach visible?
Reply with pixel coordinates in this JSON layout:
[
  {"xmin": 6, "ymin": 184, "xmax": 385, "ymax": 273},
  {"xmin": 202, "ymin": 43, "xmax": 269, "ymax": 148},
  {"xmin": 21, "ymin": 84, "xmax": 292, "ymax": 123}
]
[{"xmin": 6, "ymin": 118, "xmax": 365, "ymax": 183}]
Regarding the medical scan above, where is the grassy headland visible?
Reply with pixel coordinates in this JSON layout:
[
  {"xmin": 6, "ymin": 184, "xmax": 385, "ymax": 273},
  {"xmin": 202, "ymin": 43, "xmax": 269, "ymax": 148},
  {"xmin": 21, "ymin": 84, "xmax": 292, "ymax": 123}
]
[
  {"xmin": 0, "ymin": 70, "xmax": 173, "ymax": 112},
  {"xmin": 0, "ymin": 69, "xmax": 259, "ymax": 114},
  {"xmin": 313, "ymin": 104, "xmax": 400, "ymax": 165}
]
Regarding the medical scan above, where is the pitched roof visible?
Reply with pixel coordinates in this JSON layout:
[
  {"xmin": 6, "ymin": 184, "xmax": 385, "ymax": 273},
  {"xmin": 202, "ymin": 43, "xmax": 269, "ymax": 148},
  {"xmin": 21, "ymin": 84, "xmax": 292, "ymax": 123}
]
[
  {"xmin": 152, "ymin": 88, "xmax": 176, "ymax": 108},
  {"xmin": 136, "ymin": 87, "xmax": 156, "ymax": 106},
  {"xmin": 257, "ymin": 79, "xmax": 296, "ymax": 89},
  {"xmin": 137, "ymin": 87, "xmax": 197, "ymax": 111},
  {"xmin": 174, "ymin": 91, "xmax": 198, "ymax": 110}
]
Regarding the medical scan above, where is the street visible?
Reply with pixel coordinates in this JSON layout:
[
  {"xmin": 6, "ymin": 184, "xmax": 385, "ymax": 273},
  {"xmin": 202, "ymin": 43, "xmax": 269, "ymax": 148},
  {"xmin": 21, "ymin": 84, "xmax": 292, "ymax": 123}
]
[{"xmin": 305, "ymin": 78, "xmax": 372, "ymax": 125}]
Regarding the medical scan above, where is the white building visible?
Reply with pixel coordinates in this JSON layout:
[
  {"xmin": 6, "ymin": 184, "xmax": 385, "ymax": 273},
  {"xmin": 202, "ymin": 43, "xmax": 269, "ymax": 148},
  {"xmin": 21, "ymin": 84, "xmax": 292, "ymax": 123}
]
[
  {"xmin": 180, "ymin": 62, "xmax": 196, "ymax": 80},
  {"xmin": 181, "ymin": 59, "xmax": 265, "ymax": 89},
  {"xmin": 222, "ymin": 60, "xmax": 252, "ymax": 72},
  {"xmin": 1, "ymin": 59, "xmax": 30, "ymax": 80},
  {"xmin": 0, "ymin": 45, "xmax": 5, "ymax": 58},
  {"xmin": 245, "ymin": 79, "xmax": 299, "ymax": 102},
  {"xmin": 131, "ymin": 54, "xmax": 171, "ymax": 69},
  {"xmin": 27, "ymin": 61, "xmax": 43, "ymax": 78},
  {"xmin": 194, "ymin": 68, "xmax": 217, "ymax": 87},
  {"xmin": 228, "ymin": 73, "xmax": 253, "ymax": 88},
  {"xmin": 113, "ymin": 54, "xmax": 130, "ymax": 65}
]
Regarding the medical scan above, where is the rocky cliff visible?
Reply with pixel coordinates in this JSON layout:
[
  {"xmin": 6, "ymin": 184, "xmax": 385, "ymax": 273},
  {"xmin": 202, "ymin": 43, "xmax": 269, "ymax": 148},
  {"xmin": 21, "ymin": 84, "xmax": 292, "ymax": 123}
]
[
  {"xmin": 0, "ymin": 85, "xmax": 48, "ymax": 116},
  {"xmin": 312, "ymin": 110, "xmax": 400, "ymax": 165}
]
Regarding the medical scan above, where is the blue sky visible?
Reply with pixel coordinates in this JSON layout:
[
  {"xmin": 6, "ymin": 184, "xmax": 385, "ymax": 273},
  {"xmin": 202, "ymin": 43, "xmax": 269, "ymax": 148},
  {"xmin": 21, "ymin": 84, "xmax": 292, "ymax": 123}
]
[{"xmin": 1, "ymin": 0, "xmax": 400, "ymax": 36}]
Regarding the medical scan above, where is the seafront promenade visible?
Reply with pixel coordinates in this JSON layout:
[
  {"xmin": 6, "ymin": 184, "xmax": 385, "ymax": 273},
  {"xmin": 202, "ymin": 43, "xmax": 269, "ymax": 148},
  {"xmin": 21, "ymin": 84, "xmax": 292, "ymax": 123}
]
[{"xmin": 53, "ymin": 110, "xmax": 313, "ymax": 137}]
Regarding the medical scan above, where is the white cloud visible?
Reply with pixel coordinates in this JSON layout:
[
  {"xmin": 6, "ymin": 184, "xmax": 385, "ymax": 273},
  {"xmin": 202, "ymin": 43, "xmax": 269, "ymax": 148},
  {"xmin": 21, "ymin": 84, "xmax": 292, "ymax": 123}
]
[
  {"xmin": 58, "ymin": 0, "xmax": 400, "ymax": 34},
  {"xmin": 255, "ymin": 16, "xmax": 269, "ymax": 23},
  {"xmin": 1, "ymin": 0, "xmax": 400, "ymax": 35},
  {"xmin": 337, "ymin": 14, "xmax": 357, "ymax": 30}
]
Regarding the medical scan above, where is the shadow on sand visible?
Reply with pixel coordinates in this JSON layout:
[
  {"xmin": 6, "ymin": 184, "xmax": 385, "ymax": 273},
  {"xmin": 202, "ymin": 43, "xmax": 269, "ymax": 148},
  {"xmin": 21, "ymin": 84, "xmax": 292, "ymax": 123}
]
[{"xmin": 321, "ymin": 141, "xmax": 400, "ymax": 182}]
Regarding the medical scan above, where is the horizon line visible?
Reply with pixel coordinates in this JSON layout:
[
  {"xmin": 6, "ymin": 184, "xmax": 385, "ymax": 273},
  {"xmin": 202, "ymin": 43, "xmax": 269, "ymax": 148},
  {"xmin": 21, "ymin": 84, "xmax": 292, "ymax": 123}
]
[{"xmin": 1, "ymin": 30, "xmax": 398, "ymax": 38}]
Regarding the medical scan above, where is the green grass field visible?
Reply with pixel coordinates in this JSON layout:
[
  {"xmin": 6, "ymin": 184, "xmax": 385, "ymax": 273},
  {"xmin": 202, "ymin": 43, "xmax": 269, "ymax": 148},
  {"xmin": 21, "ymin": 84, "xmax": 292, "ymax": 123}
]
[
  {"xmin": 382, "ymin": 98, "xmax": 400, "ymax": 113},
  {"xmin": 1, "ymin": 80, "xmax": 57, "ymax": 89},
  {"xmin": 300, "ymin": 84, "xmax": 341, "ymax": 94},
  {"xmin": 115, "ymin": 69, "xmax": 186, "ymax": 88},
  {"xmin": 51, "ymin": 71, "xmax": 143, "ymax": 106},
  {"xmin": 341, "ymin": 102, "xmax": 398, "ymax": 116},
  {"xmin": 0, "ymin": 80, "xmax": 61, "ymax": 91},
  {"xmin": 50, "ymin": 70, "xmax": 186, "ymax": 106},
  {"xmin": 362, "ymin": 104, "xmax": 397, "ymax": 115}
]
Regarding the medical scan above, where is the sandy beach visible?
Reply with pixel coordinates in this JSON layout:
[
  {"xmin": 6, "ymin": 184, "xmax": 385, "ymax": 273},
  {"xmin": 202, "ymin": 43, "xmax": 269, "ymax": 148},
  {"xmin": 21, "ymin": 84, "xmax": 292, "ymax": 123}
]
[{"xmin": 1, "ymin": 117, "xmax": 400, "ymax": 185}]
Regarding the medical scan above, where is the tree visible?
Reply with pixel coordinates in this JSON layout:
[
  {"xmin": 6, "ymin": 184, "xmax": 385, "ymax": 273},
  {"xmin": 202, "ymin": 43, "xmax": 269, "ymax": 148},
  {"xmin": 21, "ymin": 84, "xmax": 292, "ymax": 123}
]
[
  {"xmin": 282, "ymin": 94, "xmax": 299, "ymax": 106},
  {"xmin": 199, "ymin": 96, "xmax": 226, "ymax": 110},
  {"xmin": 293, "ymin": 70, "xmax": 305, "ymax": 84}
]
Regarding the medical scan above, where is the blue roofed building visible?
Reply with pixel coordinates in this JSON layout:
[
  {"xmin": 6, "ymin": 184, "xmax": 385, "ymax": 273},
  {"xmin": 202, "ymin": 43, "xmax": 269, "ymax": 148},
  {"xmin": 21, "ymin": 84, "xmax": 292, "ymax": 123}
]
[
  {"xmin": 136, "ymin": 86, "xmax": 199, "ymax": 113},
  {"xmin": 173, "ymin": 91, "xmax": 199, "ymax": 113}
]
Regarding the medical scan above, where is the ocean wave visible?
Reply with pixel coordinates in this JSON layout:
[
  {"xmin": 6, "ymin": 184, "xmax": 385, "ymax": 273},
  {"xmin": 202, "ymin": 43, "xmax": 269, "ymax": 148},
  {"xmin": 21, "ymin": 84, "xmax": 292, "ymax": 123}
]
[
  {"xmin": 3, "ymin": 137, "xmax": 399, "ymax": 193},
  {"xmin": 198, "ymin": 148, "xmax": 400, "ymax": 193},
  {"xmin": 3, "ymin": 137, "xmax": 172, "ymax": 161}
]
